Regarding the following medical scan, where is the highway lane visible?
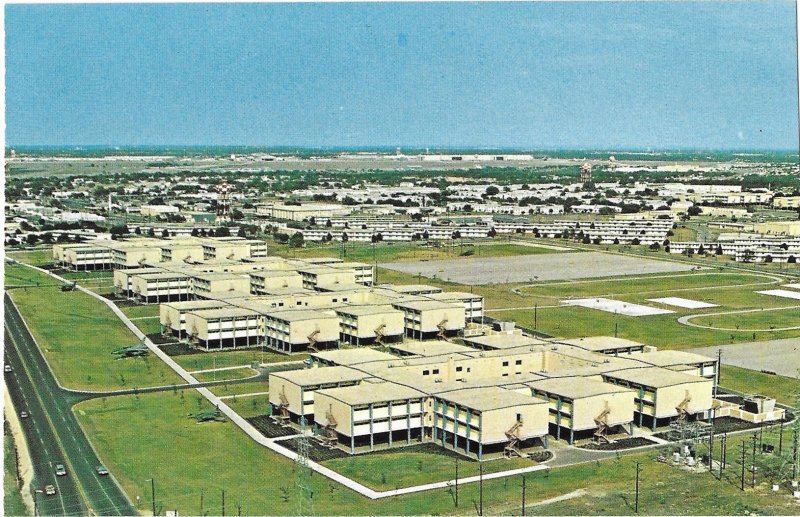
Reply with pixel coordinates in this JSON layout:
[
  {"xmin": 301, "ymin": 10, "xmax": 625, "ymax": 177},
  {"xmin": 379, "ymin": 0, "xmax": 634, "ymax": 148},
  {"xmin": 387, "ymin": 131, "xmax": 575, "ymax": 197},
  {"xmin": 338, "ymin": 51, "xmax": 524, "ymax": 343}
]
[
  {"xmin": 5, "ymin": 295, "xmax": 137, "ymax": 516},
  {"xmin": 5, "ymin": 335, "xmax": 84, "ymax": 517}
]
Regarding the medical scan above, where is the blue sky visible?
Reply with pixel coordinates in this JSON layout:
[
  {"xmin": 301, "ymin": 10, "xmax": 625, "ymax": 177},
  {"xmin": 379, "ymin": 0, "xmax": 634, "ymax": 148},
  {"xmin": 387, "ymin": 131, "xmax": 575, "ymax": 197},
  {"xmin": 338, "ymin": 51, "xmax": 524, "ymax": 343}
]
[{"xmin": 5, "ymin": 2, "xmax": 799, "ymax": 149}]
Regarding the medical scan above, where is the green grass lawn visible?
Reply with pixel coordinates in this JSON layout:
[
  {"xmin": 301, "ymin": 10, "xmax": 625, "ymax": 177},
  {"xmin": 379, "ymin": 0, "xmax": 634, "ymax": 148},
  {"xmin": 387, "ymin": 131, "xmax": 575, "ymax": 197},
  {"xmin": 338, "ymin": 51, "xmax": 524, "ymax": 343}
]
[
  {"xmin": 274, "ymin": 241, "xmax": 559, "ymax": 264},
  {"xmin": 690, "ymin": 307, "xmax": 800, "ymax": 331},
  {"xmin": 129, "ymin": 317, "xmax": 163, "ymax": 336},
  {"xmin": 209, "ymin": 380, "xmax": 269, "ymax": 397},
  {"xmin": 191, "ymin": 368, "xmax": 259, "ymax": 383},
  {"xmin": 120, "ymin": 304, "xmax": 161, "ymax": 319},
  {"xmin": 517, "ymin": 271, "xmax": 775, "ymax": 300},
  {"xmin": 6, "ymin": 248, "xmax": 53, "ymax": 267},
  {"xmin": 3, "ymin": 426, "xmax": 29, "ymax": 517},
  {"xmin": 323, "ymin": 451, "xmax": 533, "ymax": 491},
  {"xmin": 220, "ymin": 394, "xmax": 271, "ymax": 418},
  {"xmin": 720, "ymin": 365, "xmax": 800, "ymax": 405},
  {"xmin": 507, "ymin": 304, "xmax": 800, "ymax": 349},
  {"xmin": 6, "ymin": 264, "xmax": 182, "ymax": 391},
  {"xmin": 74, "ymin": 392, "xmax": 800, "ymax": 516},
  {"xmin": 173, "ymin": 348, "xmax": 301, "ymax": 371}
]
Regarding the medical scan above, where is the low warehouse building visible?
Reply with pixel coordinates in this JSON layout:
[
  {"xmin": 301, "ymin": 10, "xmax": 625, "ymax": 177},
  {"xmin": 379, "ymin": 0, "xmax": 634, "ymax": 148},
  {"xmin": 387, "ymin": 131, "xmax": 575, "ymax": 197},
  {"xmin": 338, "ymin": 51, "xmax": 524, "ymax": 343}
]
[
  {"xmin": 185, "ymin": 307, "xmax": 262, "ymax": 350},
  {"xmin": 249, "ymin": 270, "xmax": 304, "ymax": 294},
  {"xmin": 313, "ymin": 380, "xmax": 427, "ymax": 453},
  {"xmin": 129, "ymin": 272, "xmax": 193, "ymax": 303},
  {"xmin": 528, "ymin": 378, "xmax": 636, "ymax": 443},
  {"xmin": 263, "ymin": 310, "xmax": 339, "ymax": 353},
  {"xmin": 602, "ymin": 367, "xmax": 714, "ymax": 430},
  {"xmin": 391, "ymin": 299, "xmax": 466, "ymax": 339},
  {"xmin": 433, "ymin": 387, "xmax": 549, "ymax": 459},
  {"xmin": 268, "ymin": 366, "xmax": 370, "ymax": 423},
  {"xmin": 562, "ymin": 336, "xmax": 647, "ymax": 356},
  {"xmin": 159, "ymin": 299, "xmax": 228, "ymax": 338},
  {"xmin": 335, "ymin": 305, "xmax": 405, "ymax": 346}
]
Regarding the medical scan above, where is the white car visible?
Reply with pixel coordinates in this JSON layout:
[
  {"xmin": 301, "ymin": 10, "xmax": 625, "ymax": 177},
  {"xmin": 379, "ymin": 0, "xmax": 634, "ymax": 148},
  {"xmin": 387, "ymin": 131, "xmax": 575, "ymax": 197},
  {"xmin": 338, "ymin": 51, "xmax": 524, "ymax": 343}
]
[
  {"xmin": 4, "ymin": 365, "xmax": 11, "ymax": 373},
  {"xmin": 20, "ymin": 411, "xmax": 28, "ymax": 419}
]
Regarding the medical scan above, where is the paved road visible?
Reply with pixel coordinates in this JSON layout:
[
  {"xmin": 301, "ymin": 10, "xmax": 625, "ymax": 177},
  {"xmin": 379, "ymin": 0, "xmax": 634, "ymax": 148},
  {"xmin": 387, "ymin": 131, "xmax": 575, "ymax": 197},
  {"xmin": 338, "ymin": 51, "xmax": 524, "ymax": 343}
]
[{"xmin": 5, "ymin": 295, "xmax": 137, "ymax": 516}]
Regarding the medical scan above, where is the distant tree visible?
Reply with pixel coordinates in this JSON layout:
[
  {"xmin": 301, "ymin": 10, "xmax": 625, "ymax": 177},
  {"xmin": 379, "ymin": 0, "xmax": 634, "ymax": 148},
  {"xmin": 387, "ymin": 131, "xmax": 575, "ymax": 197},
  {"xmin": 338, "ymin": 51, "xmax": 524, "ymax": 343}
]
[
  {"xmin": 485, "ymin": 186, "xmax": 500, "ymax": 196},
  {"xmin": 25, "ymin": 233, "xmax": 39, "ymax": 246},
  {"xmin": 237, "ymin": 227, "xmax": 247, "ymax": 238},
  {"xmin": 216, "ymin": 226, "xmax": 231, "ymax": 237},
  {"xmin": 631, "ymin": 238, "xmax": 641, "ymax": 245},
  {"xmin": 147, "ymin": 227, "xmax": 156, "ymax": 237},
  {"xmin": 289, "ymin": 232, "xmax": 305, "ymax": 248},
  {"xmin": 687, "ymin": 205, "xmax": 702, "ymax": 216},
  {"xmin": 649, "ymin": 242, "xmax": 660, "ymax": 251},
  {"xmin": 135, "ymin": 226, "xmax": 142, "ymax": 235},
  {"xmin": 191, "ymin": 228, "xmax": 199, "ymax": 237},
  {"xmin": 41, "ymin": 232, "xmax": 54, "ymax": 244},
  {"xmin": 487, "ymin": 227, "xmax": 497, "ymax": 238},
  {"xmin": 56, "ymin": 233, "xmax": 70, "ymax": 243}
]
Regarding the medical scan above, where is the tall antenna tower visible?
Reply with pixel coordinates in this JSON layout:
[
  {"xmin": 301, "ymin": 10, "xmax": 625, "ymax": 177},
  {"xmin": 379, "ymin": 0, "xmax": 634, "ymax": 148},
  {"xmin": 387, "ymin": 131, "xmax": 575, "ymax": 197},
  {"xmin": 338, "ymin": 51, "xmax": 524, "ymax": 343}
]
[
  {"xmin": 295, "ymin": 417, "xmax": 313, "ymax": 516},
  {"xmin": 216, "ymin": 183, "xmax": 232, "ymax": 223}
]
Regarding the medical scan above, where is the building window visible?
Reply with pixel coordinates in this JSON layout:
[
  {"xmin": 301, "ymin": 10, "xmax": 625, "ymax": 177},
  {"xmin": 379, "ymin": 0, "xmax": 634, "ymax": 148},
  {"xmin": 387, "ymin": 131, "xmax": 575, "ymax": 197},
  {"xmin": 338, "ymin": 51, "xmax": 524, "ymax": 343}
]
[
  {"xmin": 456, "ymin": 366, "xmax": 463, "ymax": 372},
  {"xmin": 423, "ymin": 370, "xmax": 430, "ymax": 376},
  {"xmin": 502, "ymin": 361, "xmax": 509, "ymax": 367},
  {"xmin": 515, "ymin": 359, "xmax": 522, "ymax": 365},
  {"xmin": 432, "ymin": 369, "xmax": 439, "ymax": 375}
]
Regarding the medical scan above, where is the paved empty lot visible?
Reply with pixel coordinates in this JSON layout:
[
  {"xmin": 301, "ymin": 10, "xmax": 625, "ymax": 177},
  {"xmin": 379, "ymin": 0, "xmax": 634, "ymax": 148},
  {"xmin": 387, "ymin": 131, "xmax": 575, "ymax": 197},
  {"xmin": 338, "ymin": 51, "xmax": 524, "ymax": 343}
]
[
  {"xmin": 382, "ymin": 251, "xmax": 699, "ymax": 285},
  {"xmin": 688, "ymin": 338, "xmax": 800, "ymax": 379}
]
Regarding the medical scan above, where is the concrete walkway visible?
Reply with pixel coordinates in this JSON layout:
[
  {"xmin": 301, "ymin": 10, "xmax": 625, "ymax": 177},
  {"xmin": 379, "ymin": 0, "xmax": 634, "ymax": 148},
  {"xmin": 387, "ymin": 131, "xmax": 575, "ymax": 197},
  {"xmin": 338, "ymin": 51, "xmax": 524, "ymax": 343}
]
[{"xmin": 18, "ymin": 262, "xmax": 556, "ymax": 500}]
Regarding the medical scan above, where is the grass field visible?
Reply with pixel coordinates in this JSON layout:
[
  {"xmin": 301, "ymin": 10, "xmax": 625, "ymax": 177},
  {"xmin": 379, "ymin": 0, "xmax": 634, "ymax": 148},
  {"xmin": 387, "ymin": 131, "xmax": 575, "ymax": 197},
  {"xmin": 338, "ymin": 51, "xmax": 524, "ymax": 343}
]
[
  {"xmin": 209, "ymin": 380, "xmax": 269, "ymax": 397},
  {"xmin": 323, "ymin": 451, "xmax": 533, "ymax": 490},
  {"xmin": 690, "ymin": 307, "xmax": 800, "ymax": 331},
  {"xmin": 3, "ymin": 426, "xmax": 28, "ymax": 517},
  {"xmin": 191, "ymin": 368, "xmax": 259, "ymax": 383},
  {"xmin": 5, "ymin": 264, "xmax": 182, "ymax": 391},
  {"xmin": 273, "ymin": 242, "xmax": 561, "ymax": 264},
  {"xmin": 120, "ymin": 304, "xmax": 161, "ymax": 319},
  {"xmin": 220, "ymin": 394, "xmax": 271, "ymax": 418},
  {"xmin": 172, "ymin": 348, "xmax": 302, "ymax": 371},
  {"xmin": 720, "ymin": 366, "xmax": 800, "ymax": 405},
  {"xmin": 74, "ymin": 391, "xmax": 800, "ymax": 516},
  {"xmin": 6, "ymin": 248, "xmax": 53, "ymax": 267},
  {"xmin": 517, "ymin": 271, "xmax": 776, "ymax": 300}
]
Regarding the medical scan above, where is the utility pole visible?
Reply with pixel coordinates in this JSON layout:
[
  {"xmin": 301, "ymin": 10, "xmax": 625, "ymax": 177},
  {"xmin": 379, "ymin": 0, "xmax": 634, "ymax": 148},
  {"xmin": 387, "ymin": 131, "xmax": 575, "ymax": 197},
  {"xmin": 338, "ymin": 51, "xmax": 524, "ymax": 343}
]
[
  {"xmin": 454, "ymin": 457, "xmax": 459, "ymax": 508},
  {"xmin": 634, "ymin": 462, "xmax": 641, "ymax": 513},
  {"xmin": 151, "ymin": 478, "xmax": 157, "ymax": 516},
  {"xmin": 521, "ymin": 475, "xmax": 527, "ymax": 517},
  {"xmin": 200, "ymin": 488, "xmax": 204, "ymax": 515},
  {"xmin": 222, "ymin": 489, "xmax": 225, "ymax": 517},
  {"xmin": 715, "ymin": 348, "xmax": 722, "ymax": 398},
  {"xmin": 740, "ymin": 442, "xmax": 746, "ymax": 491},
  {"xmin": 793, "ymin": 428, "xmax": 798, "ymax": 481},
  {"xmin": 479, "ymin": 462, "xmax": 484, "ymax": 516},
  {"xmin": 534, "ymin": 304, "xmax": 538, "ymax": 330},
  {"xmin": 779, "ymin": 420, "xmax": 785, "ymax": 455},
  {"xmin": 751, "ymin": 432, "xmax": 758, "ymax": 488},
  {"xmin": 614, "ymin": 321, "xmax": 618, "ymax": 338}
]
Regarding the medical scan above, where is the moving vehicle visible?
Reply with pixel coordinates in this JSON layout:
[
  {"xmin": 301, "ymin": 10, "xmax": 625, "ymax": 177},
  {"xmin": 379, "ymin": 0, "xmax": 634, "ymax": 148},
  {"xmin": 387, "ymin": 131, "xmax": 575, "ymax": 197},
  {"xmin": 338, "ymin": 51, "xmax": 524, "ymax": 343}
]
[
  {"xmin": 55, "ymin": 464, "xmax": 67, "ymax": 476},
  {"xmin": 4, "ymin": 365, "xmax": 11, "ymax": 373},
  {"xmin": 44, "ymin": 485, "xmax": 56, "ymax": 496},
  {"xmin": 20, "ymin": 411, "xmax": 28, "ymax": 419},
  {"xmin": 96, "ymin": 465, "xmax": 109, "ymax": 476}
]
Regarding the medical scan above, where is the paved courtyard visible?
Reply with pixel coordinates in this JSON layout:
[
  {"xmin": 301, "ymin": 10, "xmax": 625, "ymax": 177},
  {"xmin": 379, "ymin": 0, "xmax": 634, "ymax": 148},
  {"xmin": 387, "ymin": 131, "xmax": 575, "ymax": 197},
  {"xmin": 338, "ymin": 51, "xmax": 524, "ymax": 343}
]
[
  {"xmin": 688, "ymin": 338, "xmax": 800, "ymax": 379},
  {"xmin": 382, "ymin": 251, "xmax": 699, "ymax": 285}
]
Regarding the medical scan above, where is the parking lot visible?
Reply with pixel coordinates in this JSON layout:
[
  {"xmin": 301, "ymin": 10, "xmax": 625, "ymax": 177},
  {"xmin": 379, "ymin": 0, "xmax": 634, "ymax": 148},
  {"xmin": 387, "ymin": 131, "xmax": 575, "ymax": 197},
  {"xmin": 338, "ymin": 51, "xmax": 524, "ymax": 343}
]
[{"xmin": 382, "ymin": 251, "xmax": 699, "ymax": 285}]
